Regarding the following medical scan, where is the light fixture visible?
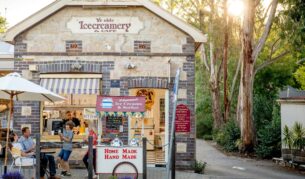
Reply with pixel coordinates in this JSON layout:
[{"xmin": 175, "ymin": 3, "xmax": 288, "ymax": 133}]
[{"xmin": 125, "ymin": 63, "xmax": 137, "ymax": 69}]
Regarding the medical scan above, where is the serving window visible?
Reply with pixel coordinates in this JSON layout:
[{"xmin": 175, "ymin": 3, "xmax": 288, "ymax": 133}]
[{"xmin": 39, "ymin": 74, "xmax": 102, "ymax": 141}]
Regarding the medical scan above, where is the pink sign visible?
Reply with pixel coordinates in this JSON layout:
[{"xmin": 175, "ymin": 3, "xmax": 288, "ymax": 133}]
[
  {"xmin": 96, "ymin": 96, "xmax": 145, "ymax": 112},
  {"xmin": 175, "ymin": 104, "xmax": 191, "ymax": 133}
]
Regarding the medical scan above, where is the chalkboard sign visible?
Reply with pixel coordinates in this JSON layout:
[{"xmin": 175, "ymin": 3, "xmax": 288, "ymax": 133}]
[{"xmin": 105, "ymin": 115, "xmax": 123, "ymax": 134}]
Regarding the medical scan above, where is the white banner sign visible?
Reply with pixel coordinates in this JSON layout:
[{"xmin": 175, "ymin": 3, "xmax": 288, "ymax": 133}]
[
  {"xmin": 67, "ymin": 17, "xmax": 143, "ymax": 34},
  {"xmin": 96, "ymin": 146, "xmax": 143, "ymax": 174},
  {"xmin": 83, "ymin": 108, "xmax": 97, "ymax": 120}
]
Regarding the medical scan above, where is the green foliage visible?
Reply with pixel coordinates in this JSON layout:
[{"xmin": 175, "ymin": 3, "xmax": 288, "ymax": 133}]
[
  {"xmin": 283, "ymin": 125, "xmax": 293, "ymax": 150},
  {"xmin": 196, "ymin": 115, "xmax": 213, "ymax": 138},
  {"xmin": 293, "ymin": 65, "xmax": 305, "ymax": 89},
  {"xmin": 202, "ymin": 135, "xmax": 213, "ymax": 141},
  {"xmin": 196, "ymin": 56, "xmax": 214, "ymax": 138},
  {"xmin": 278, "ymin": 0, "xmax": 305, "ymax": 55},
  {"xmin": 192, "ymin": 160, "xmax": 207, "ymax": 174},
  {"xmin": 0, "ymin": 16, "xmax": 7, "ymax": 33},
  {"xmin": 214, "ymin": 120, "xmax": 240, "ymax": 152},
  {"xmin": 283, "ymin": 122, "xmax": 305, "ymax": 150},
  {"xmin": 291, "ymin": 122, "xmax": 305, "ymax": 150},
  {"xmin": 255, "ymin": 105, "xmax": 281, "ymax": 158}
]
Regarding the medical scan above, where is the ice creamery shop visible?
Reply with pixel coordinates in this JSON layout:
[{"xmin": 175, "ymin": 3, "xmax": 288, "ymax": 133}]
[{"xmin": 1, "ymin": 0, "xmax": 206, "ymax": 169}]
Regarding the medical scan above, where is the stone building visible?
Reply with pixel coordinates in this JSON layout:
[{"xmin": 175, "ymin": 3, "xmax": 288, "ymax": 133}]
[{"xmin": 1, "ymin": 0, "xmax": 206, "ymax": 169}]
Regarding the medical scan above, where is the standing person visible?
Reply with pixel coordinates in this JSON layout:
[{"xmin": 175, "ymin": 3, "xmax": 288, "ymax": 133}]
[
  {"xmin": 82, "ymin": 121, "xmax": 98, "ymax": 179},
  {"xmin": 57, "ymin": 121, "xmax": 74, "ymax": 177},
  {"xmin": 18, "ymin": 127, "xmax": 60, "ymax": 179},
  {"xmin": 63, "ymin": 111, "xmax": 80, "ymax": 134}
]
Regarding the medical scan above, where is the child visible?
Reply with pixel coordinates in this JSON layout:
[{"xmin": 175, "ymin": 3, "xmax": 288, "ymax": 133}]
[
  {"xmin": 82, "ymin": 121, "xmax": 98, "ymax": 179},
  {"xmin": 58, "ymin": 121, "xmax": 74, "ymax": 176}
]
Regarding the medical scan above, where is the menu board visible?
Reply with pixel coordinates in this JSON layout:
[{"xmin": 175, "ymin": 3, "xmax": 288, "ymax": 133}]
[
  {"xmin": 106, "ymin": 116, "xmax": 123, "ymax": 134},
  {"xmin": 175, "ymin": 104, "xmax": 191, "ymax": 133}
]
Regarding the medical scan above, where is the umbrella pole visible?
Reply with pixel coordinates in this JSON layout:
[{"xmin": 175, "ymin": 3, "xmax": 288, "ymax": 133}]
[{"xmin": 4, "ymin": 93, "xmax": 13, "ymax": 174}]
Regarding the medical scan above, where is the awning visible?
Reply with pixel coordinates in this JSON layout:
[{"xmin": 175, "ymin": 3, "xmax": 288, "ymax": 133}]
[{"xmin": 40, "ymin": 78, "xmax": 100, "ymax": 95}]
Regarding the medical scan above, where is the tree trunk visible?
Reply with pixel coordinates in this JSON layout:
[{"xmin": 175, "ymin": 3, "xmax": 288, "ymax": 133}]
[
  {"xmin": 223, "ymin": 0, "xmax": 229, "ymax": 122},
  {"xmin": 238, "ymin": 0, "xmax": 256, "ymax": 152},
  {"xmin": 210, "ymin": 81, "xmax": 222, "ymax": 129}
]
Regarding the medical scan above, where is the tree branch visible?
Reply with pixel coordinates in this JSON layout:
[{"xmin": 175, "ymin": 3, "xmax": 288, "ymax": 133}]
[
  {"xmin": 268, "ymin": 38, "xmax": 281, "ymax": 59},
  {"xmin": 217, "ymin": 54, "xmax": 224, "ymax": 83},
  {"xmin": 200, "ymin": 44, "xmax": 210, "ymax": 72},
  {"xmin": 253, "ymin": 0, "xmax": 278, "ymax": 63},
  {"xmin": 263, "ymin": 2, "xmax": 272, "ymax": 20},
  {"xmin": 254, "ymin": 51, "xmax": 290, "ymax": 74},
  {"xmin": 229, "ymin": 51, "xmax": 242, "ymax": 102}
]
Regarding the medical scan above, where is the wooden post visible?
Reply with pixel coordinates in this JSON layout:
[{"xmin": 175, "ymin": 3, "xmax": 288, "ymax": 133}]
[
  {"xmin": 88, "ymin": 136, "xmax": 93, "ymax": 179},
  {"xmin": 4, "ymin": 94, "xmax": 13, "ymax": 174},
  {"xmin": 35, "ymin": 134, "xmax": 40, "ymax": 179},
  {"xmin": 142, "ymin": 137, "xmax": 147, "ymax": 179}
]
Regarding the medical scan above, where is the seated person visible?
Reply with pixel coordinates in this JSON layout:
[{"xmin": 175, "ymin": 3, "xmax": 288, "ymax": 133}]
[
  {"xmin": 18, "ymin": 127, "xmax": 60, "ymax": 179},
  {"xmin": 9, "ymin": 132, "xmax": 35, "ymax": 167},
  {"xmin": 63, "ymin": 111, "xmax": 80, "ymax": 134}
]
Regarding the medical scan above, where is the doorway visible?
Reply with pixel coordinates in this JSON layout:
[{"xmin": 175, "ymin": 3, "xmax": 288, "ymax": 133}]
[{"xmin": 128, "ymin": 88, "xmax": 168, "ymax": 166}]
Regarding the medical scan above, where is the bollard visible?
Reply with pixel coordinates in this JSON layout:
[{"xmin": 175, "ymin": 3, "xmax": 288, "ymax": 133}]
[
  {"xmin": 142, "ymin": 137, "xmax": 147, "ymax": 179},
  {"xmin": 35, "ymin": 134, "xmax": 40, "ymax": 179},
  {"xmin": 88, "ymin": 136, "xmax": 93, "ymax": 179}
]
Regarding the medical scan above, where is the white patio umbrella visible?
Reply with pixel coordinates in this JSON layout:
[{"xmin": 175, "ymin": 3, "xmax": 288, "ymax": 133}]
[{"xmin": 0, "ymin": 72, "xmax": 65, "ymax": 172}]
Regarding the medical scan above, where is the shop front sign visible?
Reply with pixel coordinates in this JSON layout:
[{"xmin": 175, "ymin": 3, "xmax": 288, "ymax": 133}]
[
  {"xmin": 67, "ymin": 17, "xmax": 143, "ymax": 34},
  {"xmin": 96, "ymin": 146, "xmax": 143, "ymax": 174},
  {"xmin": 175, "ymin": 104, "xmax": 190, "ymax": 133},
  {"xmin": 96, "ymin": 96, "xmax": 145, "ymax": 112}
]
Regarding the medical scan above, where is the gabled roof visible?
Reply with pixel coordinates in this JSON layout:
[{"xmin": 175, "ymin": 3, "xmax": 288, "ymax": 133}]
[
  {"xmin": 2, "ymin": 0, "xmax": 207, "ymax": 44},
  {"xmin": 279, "ymin": 86, "xmax": 305, "ymax": 99}
]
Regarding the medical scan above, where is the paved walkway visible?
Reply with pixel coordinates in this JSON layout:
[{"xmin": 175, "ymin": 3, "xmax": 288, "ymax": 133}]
[
  {"xmin": 2, "ymin": 140, "xmax": 304, "ymax": 178},
  {"xmin": 197, "ymin": 139, "xmax": 305, "ymax": 179}
]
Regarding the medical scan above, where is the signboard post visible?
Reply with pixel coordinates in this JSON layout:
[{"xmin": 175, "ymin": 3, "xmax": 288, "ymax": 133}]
[{"xmin": 167, "ymin": 68, "xmax": 180, "ymax": 179}]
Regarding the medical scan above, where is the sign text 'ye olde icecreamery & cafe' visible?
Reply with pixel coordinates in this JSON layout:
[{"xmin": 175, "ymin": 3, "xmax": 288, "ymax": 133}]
[{"xmin": 67, "ymin": 17, "xmax": 144, "ymax": 34}]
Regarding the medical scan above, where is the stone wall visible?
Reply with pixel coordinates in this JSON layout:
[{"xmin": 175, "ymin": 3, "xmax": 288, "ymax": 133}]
[{"xmin": 15, "ymin": 6, "xmax": 190, "ymax": 54}]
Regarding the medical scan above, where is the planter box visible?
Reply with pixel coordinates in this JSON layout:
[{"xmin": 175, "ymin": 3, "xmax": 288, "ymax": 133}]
[
  {"xmin": 282, "ymin": 149, "xmax": 292, "ymax": 161},
  {"xmin": 282, "ymin": 149, "xmax": 305, "ymax": 163}
]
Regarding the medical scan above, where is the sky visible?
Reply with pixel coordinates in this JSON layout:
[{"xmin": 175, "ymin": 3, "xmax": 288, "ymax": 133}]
[
  {"xmin": 0, "ymin": 0, "xmax": 272, "ymax": 28},
  {"xmin": 0, "ymin": 0, "xmax": 54, "ymax": 27}
]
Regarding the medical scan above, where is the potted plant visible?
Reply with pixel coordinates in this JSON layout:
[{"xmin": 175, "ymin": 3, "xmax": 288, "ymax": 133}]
[
  {"xmin": 192, "ymin": 160, "xmax": 207, "ymax": 174},
  {"xmin": 282, "ymin": 125, "xmax": 293, "ymax": 161},
  {"xmin": 1, "ymin": 171, "xmax": 24, "ymax": 179},
  {"xmin": 291, "ymin": 122, "xmax": 305, "ymax": 163}
]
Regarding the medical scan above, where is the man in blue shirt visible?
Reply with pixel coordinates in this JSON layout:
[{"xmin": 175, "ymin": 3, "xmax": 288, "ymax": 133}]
[{"xmin": 19, "ymin": 127, "xmax": 60, "ymax": 179}]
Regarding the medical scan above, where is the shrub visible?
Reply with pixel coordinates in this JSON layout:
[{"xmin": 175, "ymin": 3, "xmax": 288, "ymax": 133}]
[
  {"xmin": 283, "ymin": 125, "xmax": 292, "ymax": 149},
  {"xmin": 192, "ymin": 160, "xmax": 207, "ymax": 174},
  {"xmin": 203, "ymin": 135, "xmax": 213, "ymax": 140},
  {"xmin": 292, "ymin": 122, "xmax": 305, "ymax": 150},
  {"xmin": 214, "ymin": 120, "xmax": 240, "ymax": 152},
  {"xmin": 196, "ymin": 117, "xmax": 213, "ymax": 138},
  {"xmin": 255, "ymin": 105, "xmax": 281, "ymax": 158}
]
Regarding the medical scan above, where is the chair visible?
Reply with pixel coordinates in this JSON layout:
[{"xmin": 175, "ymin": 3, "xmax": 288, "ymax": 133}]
[{"xmin": 9, "ymin": 146, "xmax": 36, "ymax": 175}]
